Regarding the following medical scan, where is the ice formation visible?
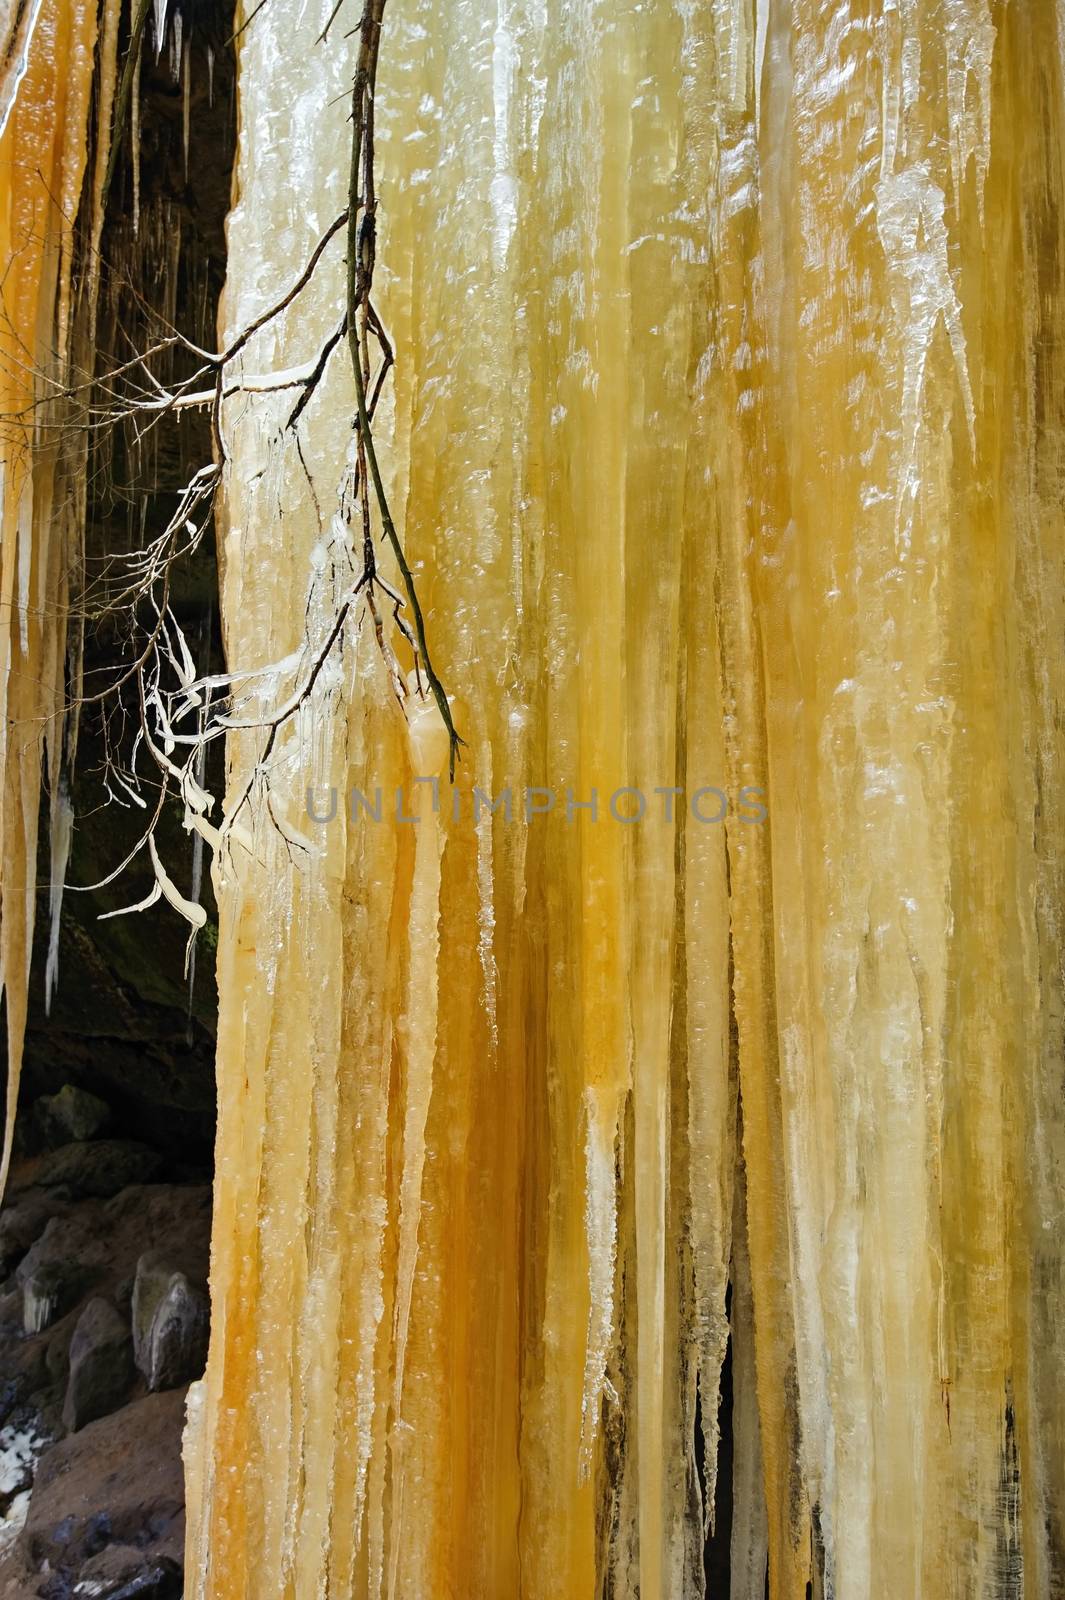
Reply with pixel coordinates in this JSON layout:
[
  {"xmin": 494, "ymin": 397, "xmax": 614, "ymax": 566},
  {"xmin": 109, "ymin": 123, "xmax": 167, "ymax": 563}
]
[
  {"xmin": 0, "ymin": 0, "xmax": 113, "ymax": 1192},
  {"xmin": 3, "ymin": 0, "xmax": 1065, "ymax": 1595}
]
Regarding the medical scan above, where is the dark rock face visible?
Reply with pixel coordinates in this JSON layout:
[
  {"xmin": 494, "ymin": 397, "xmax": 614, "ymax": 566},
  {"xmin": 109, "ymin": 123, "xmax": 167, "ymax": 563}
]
[
  {"xmin": 31, "ymin": 1143, "xmax": 164, "ymax": 1202},
  {"xmin": 33, "ymin": 1090, "xmax": 110, "ymax": 1150},
  {"xmin": 0, "ymin": 1195, "xmax": 70, "ymax": 1281},
  {"xmin": 131, "ymin": 1255, "xmax": 209, "ymax": 1393},
  {"xmin": 62, "ymin": 1301, "xmax": 134, "ymax": 1434},
  {"xmin": 70, "ymin": 1545, "xmax": 184, "ymax": 1598},
  {"xmin": 16, "ymin": 1258, "xmax": 93, "ymax": 1339},
  {"xmin": 0, "ymin": 1157, "xmax": 212, "ymax": 1598},
  {"xmin": 8, "ymin": 1389, "xmax": 188, "ymax": 1596}
]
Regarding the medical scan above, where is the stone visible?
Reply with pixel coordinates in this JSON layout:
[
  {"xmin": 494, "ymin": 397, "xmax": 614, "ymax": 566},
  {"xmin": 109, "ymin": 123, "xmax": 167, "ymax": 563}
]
[
  {"xmin": 16, "ymin": 1389, "xmax": 186, "ymax": 1579},
  {"xmin": 0, "ymin": 1339, "xmax": 50, "ymax": 1429},
  {"xmin": 34, "ymin": 1143, "xmax": 163, "ymax": 1201},
  {"xmin": 0, "ymin": 1192, "xmax": 209, "ymax": 1593},
  {"xmin": 131, "ymin": 1256, "xmax": 208, "ymax": 1392},
  {"xmin": 0, "ymin": 1191, "xmax": 70, "ymax": 1277},
  {"xmin": 62, "ymin": 1301, "xmax": 134, "ymax": 1434},
  {"xmin": 73, "ymin": 1545, "xmax": 183, "ymax": 1597},
  {"xmin": 35, "ymin": 1088, "xmax": 110, "ymax": 1148},
  {"xmin": 8, "ymin": 1188, "xmax": 209, "ymax": 1361},
  {"xmin": 19, "ymin": 1261, "xmax": 90, "ymax": 1337}
]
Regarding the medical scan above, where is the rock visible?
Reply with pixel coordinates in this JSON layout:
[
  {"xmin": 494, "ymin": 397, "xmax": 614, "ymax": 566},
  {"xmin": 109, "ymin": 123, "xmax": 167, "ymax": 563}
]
[
  {"xmin": 131, "ymin": 1257, "xmax": 208, "ymax": 1392},
  {"xmin": 0, "ymin": 1336, "xmax": 51, "ymax": 1430},
  {"xmin": 73, "ymin": 1545, "xmax": 182, "ymax": 1598},
  {"xmin": 34, "ymin": 1145, "xmax": 162, "ymax": 1202},
  {"xmin": 16, "ymin": 1389, "xmax": 187, "ymax": 1581},
  {"xmin": 9, "ymin": 1188, "xmax": 209, "ymax": 1360},
  {"xmin": 18, "ymin": 1263, "xmax": 90, "ymax": 1338},
  {"xmin": 62, "ymin": 1303, "xmax": 133, "ymax": 1435},
  {"xmin": 15, "ymin": 1189, "xmax": 208, "ymax": 1305},
  {"xmin": 0, "ymin": 1193, "xmax": 209, "ymax": 1595},
  {"xmin": 0, "ymin": 1193, "xmax": 70, "ymax": 1278},
  {"xmin": 101, "ymin": 1188, "xmax": 211, "ymax": 1267},
  {"xmin": 35, "ymin": 1090, "xmax": 110, "ymax": 1149}
]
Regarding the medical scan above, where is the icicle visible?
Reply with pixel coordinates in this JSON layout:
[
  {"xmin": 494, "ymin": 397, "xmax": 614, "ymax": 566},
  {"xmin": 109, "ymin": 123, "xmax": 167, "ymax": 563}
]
[
  {"xmin": 714, "ymin": 0, "xmax": 751, "ymax": 116},
  {"xmin": 44, "ymin": 775, "xmax": 73, "ymax": 1015},
  {"xmin": 387, "ymin": 695, "xmax": 447, "ymax": 1600},
  {"xmin": 182, "ymin": 0, "xmax": 1065, "ymax": 1594},
  {"xmin": 754, "ymin": 0, "xmax": 769, "ymax": 128},
  {"xmin": 579, "ymin": 1091, "xmax": 619, "ymax": 1477},
  {"xmin": 153, "ymin": 0, "xmax": 169, "ymax": 57},
  {"xmin": 0, "ymin": 0, "xmax": 100, "ymax": 1200},
  {"xmin": 182, "ymin": 35, "xmax": 191, "ymax": 178},
  {"xmin": 131, "ymin": 41, "xmax": 141, "ymax": 236},
  {"xmin": 729, "ymin": 1149, "xmax": 769, "ymax": 1599},
  {"xmin": 875, "ymin": 163, "xmax": 977, "ymax": 546},
  {"xmin": 185, "ymin": 617, "xmax": 211, "ymax": 1036},
  {"xmin": 15, "ymin": 472, "xmax": 30, "ymax": 657},
  {"xmin": 0, "ymin": 0, "xmax": 45, "ymax": 136},
  {"xmin": 943, "ymin": 0, "xmax": 995, "ymax": 216},
  {"xmin": 169, "ymin": 8, "xmax": 182, "ymax": 81},
  {"xmin": 83, "ymin": 0, "xmax": 120, "ymax": 331},
  {"xmin": 683, "ymin": 512, "xmax": 734, "ymax": 1522}
]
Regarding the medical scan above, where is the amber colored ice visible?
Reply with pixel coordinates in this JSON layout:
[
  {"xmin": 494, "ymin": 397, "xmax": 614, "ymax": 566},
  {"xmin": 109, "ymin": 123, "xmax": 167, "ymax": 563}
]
[
  {"xmin": 0, "ymin": 0, "xmax": 110, "ymax": 1193},
  {"xmin": 3, "ymin": 0, "xmax": 1065, "ymax": 1594}
]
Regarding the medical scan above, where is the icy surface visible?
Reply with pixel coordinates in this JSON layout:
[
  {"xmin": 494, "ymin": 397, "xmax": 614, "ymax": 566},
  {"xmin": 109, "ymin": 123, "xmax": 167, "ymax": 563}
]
[
  {"xmin": 182, "ymin": 0, "xmax": 1065, "ymax": 1596},
  {"xmin": 0, "ymin": 0, "xmax": 104, "ymax": 1197}
]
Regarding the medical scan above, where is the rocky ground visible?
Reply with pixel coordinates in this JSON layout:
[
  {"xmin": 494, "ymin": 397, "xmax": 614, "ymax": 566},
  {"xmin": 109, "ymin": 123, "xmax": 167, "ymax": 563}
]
[{"xmin": 0, "ymin": 1087, "xmax": 211, "ymax": 1599}]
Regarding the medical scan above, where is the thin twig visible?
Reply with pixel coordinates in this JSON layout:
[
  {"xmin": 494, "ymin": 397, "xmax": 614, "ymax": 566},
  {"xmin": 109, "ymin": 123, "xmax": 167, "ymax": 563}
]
[
  {"xmin": 345, "ymin": 0, "xmax": 463, "ymax": 777},
  {"xmin": 220, "ymin": 209, "xmax": 349, "ymax": 365},
  {"xmin": 285, "ymin": 315, "xmax": 347, "ymax": 430},
  {"xmin": 226, "ymin": 0, "xmax": 270, "ymax": 49}
]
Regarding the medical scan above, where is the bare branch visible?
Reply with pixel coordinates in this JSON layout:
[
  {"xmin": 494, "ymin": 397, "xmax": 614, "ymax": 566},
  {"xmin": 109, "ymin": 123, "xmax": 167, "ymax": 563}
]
[{"xmin": 345, "ymin": 0, "xmax": 464, "ymax": 777}]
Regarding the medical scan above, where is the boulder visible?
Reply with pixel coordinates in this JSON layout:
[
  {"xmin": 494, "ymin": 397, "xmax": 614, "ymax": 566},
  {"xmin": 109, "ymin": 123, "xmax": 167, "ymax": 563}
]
[
  {"xmin": 9, "ymin": 1188, "xmax": 209, "ymax": 1360},
  {"xmin": 62, "ymin": 1302, "xmax": 134, "ymax": 1434},
  {"xmin": 16, "ymin": 1389, "xmax": 187, "ymax": 1579},
  {"xmin": 73, "ymin": 1544, "xmax": 183, "ymax": 1597},
  {"xmin": 0, "ymin": 1191, "xmax": 209, "ymax": 1594},
  {"xmin": 0, "ymin": 1192, "xmax": 70, "ymax": 1278},
  {"xmin": 0, "ymin": 1339, "xmax": 51, "ymax": 1430},
  {"xmin": 131, "ymin": 1257, "xmax": 208, "ymax": 1392},
  {"xmin": 34, "ymin": 1089, "xmax": 110, "ymax": 1149},
  {"xmin": 18, "ymin": 1262, "xmax": 90, "ymax": 1338},
  {"xmin": 34, "ymin": 1144, "xmax": 162, "ymax": 1202}
]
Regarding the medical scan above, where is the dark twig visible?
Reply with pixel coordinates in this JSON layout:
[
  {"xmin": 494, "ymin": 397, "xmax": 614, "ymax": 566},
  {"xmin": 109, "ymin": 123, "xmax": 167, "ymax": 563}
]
[
  {"xmin": 225, "ymin": 0, "xmax": 270, "ymax": 49},
  {"xmin": 345, "ymin": 0, "xmax": 463, "ymax": 778},
  {"xmin": 220, "ymin": 209, "xmax": 349, "ymax": 366},
  {"xmin": 285, "ymin": 314, "xmax": 347, "ymax": 430},
  {"xmin": 317, "ymin": 0, "xmax": 361, "ymax": 45}
]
